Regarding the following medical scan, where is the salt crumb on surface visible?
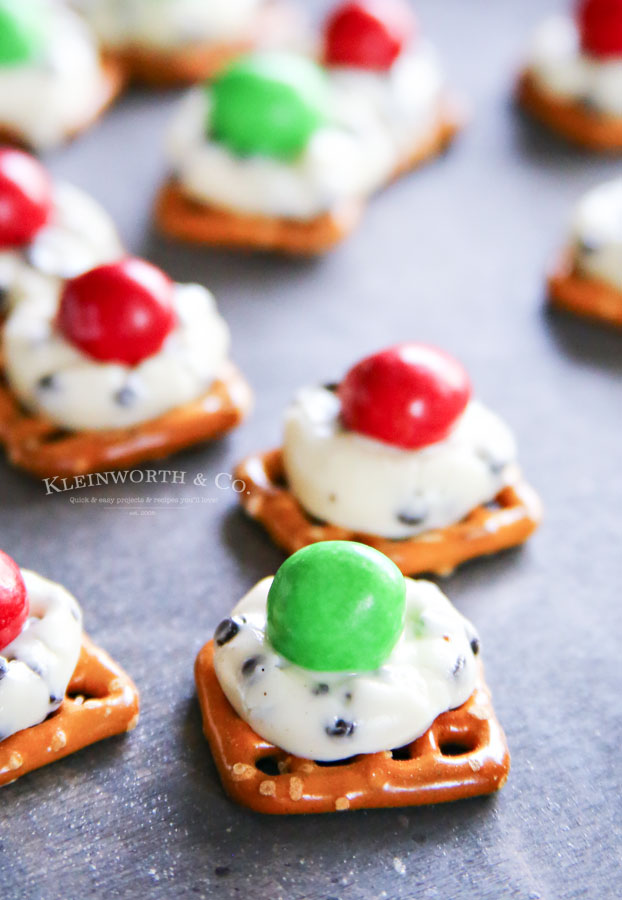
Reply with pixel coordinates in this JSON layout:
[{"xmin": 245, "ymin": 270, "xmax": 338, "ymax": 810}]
[{"xmin": 393, "ymin": 857, "xmax": 406, "ymax": 875}]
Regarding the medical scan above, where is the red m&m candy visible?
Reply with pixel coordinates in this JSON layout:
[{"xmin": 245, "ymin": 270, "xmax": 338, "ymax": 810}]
[
  {"xmin": 0, "ymin": 148, "xmax": 52, "ymax": 248},
  {"xmin": 338, "ymin": 343, "xmax": 471, "ymax": 449},
  {"xmin": 577, "ymin": 0, "xmax": 622, "ymax": 58},
  {"xmin": 0, "ymin": 550, "xmax": 29, "ymax": 651},
  {"xmin": 324, "ymin": 0, "xmax": 416, "ymax": 70},
  {"xmin": 58, "ymin": 258, "xmax": 177, "ymax": 366}
]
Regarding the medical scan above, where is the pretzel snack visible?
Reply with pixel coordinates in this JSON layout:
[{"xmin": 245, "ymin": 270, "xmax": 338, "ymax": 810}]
[
  {"xmin": 0, "ymin": 634, "xmax": 139, "ymax": 787},
  {"xmin": 0, "ymin": 57, "xmax": 124, "ymax": 151},
  {"xmin": 109, "ymin": 0, "xmax": 304, "ymax": 86},
  {"xmin": 155, "ymin": 101, "xmax": 462, "ymax": 255},
  {"xmin": 234, "ymin": 449, "xmax": 542, "ymax": 576},
  {"xmin": 548, "ymin": 252, "xmax": 622, "ymax": 328},
  {"xmin": 195, "ymin": 640, "xmax": 510, "ymax": 814},
  {"xmin": 517, "ymin": 71, "xmax": 622, "ymax": 152},
  {"xmin": 0, "ymin": 354, "xmax": 252, "ymax": 478}
]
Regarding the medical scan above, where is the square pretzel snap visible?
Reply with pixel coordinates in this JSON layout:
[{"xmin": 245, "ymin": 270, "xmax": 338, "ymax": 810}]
[
  {"xmin": 195, "ymin": 640, "xmax": 510, "ymax": 815},
  {"xmin": 0, "ymin": 356, "xmax": 252, "ymax": 479},
  {"xmin": 548, "ymin": 254, "xmax": 622, "ymax": 329},
  {"xmin": 0, "ymin": 635, "xmax": 139, "ymax": 787},
  {"xmin": 517, "ymin": 71, "xmax": 622, "ymax": 152},
  {"xmin": 234, "ymin": 449, "xmax": 542, "ymax": 577}
]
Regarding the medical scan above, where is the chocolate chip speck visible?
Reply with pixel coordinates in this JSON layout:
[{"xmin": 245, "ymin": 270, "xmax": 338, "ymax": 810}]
[
  {"xmin": 312, "ymin": 683, "xmax": 329, "ymax": 696},
  {"xmin": 241, "ymin": 655, "xmax": 264, "ymax": 677},
  {"xmin": 578, "ymin": 94, "xmax": 600, "ymax": 113},
  {"xmin": 37, "ymin": 374, "xmax": 57, "ymax": 391},
  {"xmin": 215, "ymin": 618, "xmax": 239, "ymax": 646},
  {"xmin": 322, "ymin": 382, "xmax": 339, "ymax": 393},
  {"xmin": 578, "ymin": 238, "xmax": 600, "ymax": 255},
  {"xmin": 397, "ymin": 510, "xmax": 426, "ymax": 526},
  {"xmin": 326, "ymin": 718, "xmax": 356, "ymax": 738},
  {"xmin": 344, "ymin": 692, "xmax": 353, "ymax": 702},
  {"xmin": 476, "ymin": 448, "xmax": 507, "ymax": 475},
  {"xmin": 470, "ymin": 635, "xmax": 480, "ymax": 655},
  {"xmin": 114, "ymin": 385, "xmax": 137, "ymax": 407}
]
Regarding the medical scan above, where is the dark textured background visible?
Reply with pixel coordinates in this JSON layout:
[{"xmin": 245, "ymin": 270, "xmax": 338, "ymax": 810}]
[{"xmin": 1, "ymin": 1, "xmax": 621, "ymax": 897}]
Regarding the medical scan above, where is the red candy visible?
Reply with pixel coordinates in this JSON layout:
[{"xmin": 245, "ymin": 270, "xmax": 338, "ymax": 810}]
[
  {"xmin": 324, "ymin": 0, "xmax": 416, "ymax": 70},
  {"xmin": 0, "ymin": 550, "xmax": 29, "ymax": 651},
  {"xmin": 577, "ymin": 0, "xmax": 622, "ymax": 57},
  {"xmin": 0, "ymin": 148, "xmax": 53, "ymax": 248},
  {"xmin": 338, "ymin": 343, "xmax": 471, "ymax": 449},
  {"xmin": 58, "ymin": 258, "xmax": 177, "ymax": 366}
]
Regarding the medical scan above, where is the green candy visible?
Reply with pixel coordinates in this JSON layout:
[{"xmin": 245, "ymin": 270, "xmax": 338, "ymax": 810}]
[
  {"xmin": 209, "ymin": 53, "xmax": 329, "ymax": 161},
  {"xmin": 266, "ymin": 542, "xmax": 406, "ymax": 672},
  {"xmin": 0, "ymin": 0, "xmax": 47, "ymax": 67}
]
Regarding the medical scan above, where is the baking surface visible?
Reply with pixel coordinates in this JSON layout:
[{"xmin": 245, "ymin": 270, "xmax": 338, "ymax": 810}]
[{"xmin": 1, "ymin": 0, "xmax": 621, "ymax": 897}]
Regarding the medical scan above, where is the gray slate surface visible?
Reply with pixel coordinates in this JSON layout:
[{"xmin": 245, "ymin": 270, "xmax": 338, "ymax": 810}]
[{"xmin": 1, "ymin": 1, "xmax": 621, "ymax": 898}]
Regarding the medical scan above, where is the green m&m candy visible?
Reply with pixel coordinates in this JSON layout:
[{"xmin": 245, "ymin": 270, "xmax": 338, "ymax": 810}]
[
  {"xmin": 266, "ymin": 542, "xmax": 406, "ymax": 672},
  {"xmin": 209, "ymin": 53, "xmax": 329, "ymax": 162},
  {"xmin": 0, "ymin": 0, "xmax": 47, "ymax": 67}
]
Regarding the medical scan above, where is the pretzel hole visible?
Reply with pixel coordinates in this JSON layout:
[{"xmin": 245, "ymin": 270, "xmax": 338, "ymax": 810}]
[
  {"xmin": 255, "ymin": 755, "xmax": 283, "ymax": 776},
  {"xmin": 272, "ymin": 470, "xmax": 288, "ymax": 489},
  {"xmin": 40, "ymin": 429, "xmax": 73, "ymax": 445},
  {"xmin": 66, "ymin": 681, "xmax": 111, "ymax": 701},
  {"xmin": 439, "ymin": 739, "xmax": 477, "ymax": 757},
  {"xmin": 390, "ymin": 745, "xmax": 413, "ymax": 761},
  {"xmin": 307, "ymin": 514, "xmax": 328, "ymax": 527}
]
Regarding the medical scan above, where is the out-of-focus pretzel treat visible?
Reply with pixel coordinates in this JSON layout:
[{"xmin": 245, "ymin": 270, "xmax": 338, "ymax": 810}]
[
  {"xmin": 0, "ymin": 256, "xmax": 252, "ymax": 477},
  {"xmin": 195, "ymin": 542, "xmax": 510, "ymax": 814},
  {"xmin": 236, "ymin": 343, "xmax": 541, "ymax": 576},
  {"xmin": 0, "ymin": 549, "xmax": 139, "ymax": 787},
  {"xmin": 517, "ymin": 0, "xmax": 622, "ymax": 151},
  {"xmin": 156, "ymin": 0, "xmax": 462, "ymax": 254},
  {"xmin": 549, "ymin": 177, "xmax": 622, "ymax": 327},
  {"xmin": 0, "ymin": 0, "xmax": 123, "ymax": 150},
  {"xmin": 73, "ymin": 0, "xmax": 306, "ymax": 87}
]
